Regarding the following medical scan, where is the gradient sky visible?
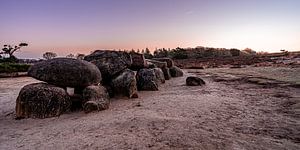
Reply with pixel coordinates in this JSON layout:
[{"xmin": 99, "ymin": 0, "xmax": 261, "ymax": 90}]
[{"xmin": 0, "ymin": 0, "xmax": 299, "ymax": 58}]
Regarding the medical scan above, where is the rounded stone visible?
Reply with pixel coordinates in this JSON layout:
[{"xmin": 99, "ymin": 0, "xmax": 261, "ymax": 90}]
[
  {"xmin": 28, "ymin": 58, "xmax": 102, "ymax": 87},
  {"xmin": 186, "ymin": 76, "xmax": 206, "ymax": 86},
  {"xmin": 15, "ymin": 83, "xmax": 71, "ymax": 119}
]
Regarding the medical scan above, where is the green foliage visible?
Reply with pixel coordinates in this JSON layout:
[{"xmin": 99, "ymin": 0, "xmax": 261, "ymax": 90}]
[
  {"xmin": 153, "ymin": 48, "xmax": 169, "ymax": 58},
  {"xmin": 43, "ymin": 52, "xmax": 57, "ymax": 60},
  {"xmin": 0, "ymin": 63, "xmax": 31, "ymax": 73},
  {"xmin": 126, "ymin": 46, "xmax": 244, "ymax": 60},
  {"xmin": 144, "ymin": 48, "xmax": 153, "ymax": 59},
  {"xmin": 169, "ymin": 47, "xmax": 188, "ymax": 59},
  {"xmin": 0, "ymin": 56, "xmax": 18, "ymax": 63}
]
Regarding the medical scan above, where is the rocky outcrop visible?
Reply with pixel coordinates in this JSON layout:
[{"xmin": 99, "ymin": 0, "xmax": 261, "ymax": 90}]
[
  {"xmin": 82, "ymin": 85, "xmax": 110, "ymax": 113},
  {"xmin": 130, "ymin": 52, "xmax": 147, "ymax": 70},
  {"xmin": 152, "ymin": 58, "xmax": 174, "ymax": 68},
  {"xmin": 84, "ymin": 50, "xmax": 132, "ymax": 82},
  {"xmin": 28, "ymin": 58, "xmax": 101, "ymax": 87},
  {"xmin": 16, "ymin": 50, "xmax": 186, "ymax": 119},
  {"xmin": 15, "ymin": 83, "xmax": 71, "ymax": 119},
  {"xmin": 136, "ymin": 69, "xmax": 159, "ymax": 91},
  {"xmin": 110, "ymin": 69, "xmax": 138, "ymax": 98},
  {"xmin": 169, "ymin": 66, "xmax": 184, "ymax": 77},
  {"xmin": 186, "ymin": 76, "xmax": 205, "ymax": 86},
  {"xmin": 153, "ymin": 68, "xmax": 165, "ymax": 84}
]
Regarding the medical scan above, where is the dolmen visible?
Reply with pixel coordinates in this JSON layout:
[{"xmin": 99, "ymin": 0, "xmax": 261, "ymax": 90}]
[
  {"xmin": 15, "ymin": 51, "xmax": 184, "ymax": 119},
  {"xmin": 16, "ymin": 58, "xmax": 107, "ymax": 119}
]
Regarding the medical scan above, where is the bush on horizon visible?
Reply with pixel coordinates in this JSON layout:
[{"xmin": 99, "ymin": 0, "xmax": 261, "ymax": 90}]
[{"xmin": 0, "ymin": 63, "xmax": 31, "ymax": 73}]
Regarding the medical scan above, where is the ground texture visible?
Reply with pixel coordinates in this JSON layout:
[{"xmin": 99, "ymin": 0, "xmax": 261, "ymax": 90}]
[{"xmin": 0, "ymin": 67, "xmax": 299, "ymax": 150}]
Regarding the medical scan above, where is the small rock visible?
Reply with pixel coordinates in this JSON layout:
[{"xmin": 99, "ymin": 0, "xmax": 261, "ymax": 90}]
[
  {"xmin": 82, "ymin": 85, "xmax": 110, "ymax": 113},
  {"xmin": 169, "ymin": 66, "xmax": 184, "ymax": 77},
  {"xmin": 186, "ymin": 76, "xmax": 206, "ymax": 86}
]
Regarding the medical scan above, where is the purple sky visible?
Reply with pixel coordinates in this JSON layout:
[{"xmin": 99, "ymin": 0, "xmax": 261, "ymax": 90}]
[{"xmin": 0, "ymin": 0, "xmax": 299, "ymax": 58}]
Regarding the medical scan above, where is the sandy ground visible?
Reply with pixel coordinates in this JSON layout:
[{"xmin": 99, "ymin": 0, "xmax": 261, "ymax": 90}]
[{"xmin": 0, "ymin": 68, "xmax": 299, "ymax": 150}]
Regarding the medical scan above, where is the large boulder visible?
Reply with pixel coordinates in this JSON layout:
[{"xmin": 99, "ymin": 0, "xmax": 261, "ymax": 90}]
[
  {"xmin": 110, "ymin": 69, "xmax": 138, "ymax": 98},
  {"xmin": 152, "ymin": 58, "xmax": 174, "ymax": 68},
  {"xmin": 186, "ymin": 76, "xmax": 206, "ymax": 86},
  {"xmin": 130, "ymin": 52, "xmax": 147, "ymax": 70},
  {"xmin": 15, "ymin": 83, "xmax": 71, "ymax": 119},
  {"xmin": 84, "ymin": 50, "xmax": 132, "ymax": 82},
  {"xmin": 136, "ymin": 69, "xmax": 159, "ymax": 91},
  {"xmin": 82, "ymin": 85, "xmax": 110, "ymax": 113},
  {"xmin": 28, "ymin": 58, "xmax": 101, "ymax": 87},
  {"xmin": 153, "ymin": 68, "xmax": 165, "ymax": 84},
  {"xmin": 169, "ymin": 66, "xmax": 184, "ymax": 77}
]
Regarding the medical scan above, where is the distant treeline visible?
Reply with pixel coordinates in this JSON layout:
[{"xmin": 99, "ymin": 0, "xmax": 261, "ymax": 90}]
[{"xmin": 129, "ymin": 46, "xmax": 258, "ymax": 59}]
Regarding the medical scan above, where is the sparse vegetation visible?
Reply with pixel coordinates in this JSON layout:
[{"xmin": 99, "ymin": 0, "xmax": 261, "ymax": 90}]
[
  {"xmin": 76, "ymin": 53, "xmax": 85, "ymax": 60},
  {"xmin": 43, "ymin": 52, "xmax": 57, "ymax": 60},
  {"xmin": 66, "ymin": 54, "xmax": 75, "ymax": 58},
  {"xmin": 0, "ymin": 63, "xmax": 31, "ymax": 73},
  {"xmin": 1, "ymin": 43, "xmax": 28, "ymax": 58},
  {"xmin": 0, "ymin": 43, "xmax": 28, "ymax": 63}
]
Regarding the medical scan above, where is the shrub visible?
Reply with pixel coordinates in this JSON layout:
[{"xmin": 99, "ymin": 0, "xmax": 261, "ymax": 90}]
[{"xmin": 0, "ymin": 63, "xmax": 31, "ymax": 73}]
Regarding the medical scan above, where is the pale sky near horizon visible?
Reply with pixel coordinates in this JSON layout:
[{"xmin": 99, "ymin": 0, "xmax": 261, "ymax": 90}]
[{"xmin": 0, "ymin": 0, "xmax": 299, "ymax": 58}]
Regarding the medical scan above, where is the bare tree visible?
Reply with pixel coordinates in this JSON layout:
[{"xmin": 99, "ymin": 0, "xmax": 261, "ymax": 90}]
[
  {"xmin": 1, "ymin": 43, "xmax": 28, "ymax": 58},
  {"xmin": 76, "ymin": 53, "xmax": 85, "ymax": 60},
  {"xmin": 43, "ymin": 52, "xmax": 57, "ymax": 60},
  {"xmin": 66, "ymin": 53, "xmax": 75, "ymax": 58}
]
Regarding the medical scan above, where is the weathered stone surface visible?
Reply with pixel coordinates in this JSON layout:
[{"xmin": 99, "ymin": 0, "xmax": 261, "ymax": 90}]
[
  {"xmin": 15, "ymin": 83, "xmax": 71, "ymax": 119},
  {"xmin": 146, "ymin": 59, "xmax": 171, "ymax": 80},
  {"xmin": 152, "ymin": 58, "xmax": 174, "ymax": 68},
  {"xmin": 186, "ymin": 76, "xmax": 206, "ymax": 86},
  {"xmin": 162, "ymin": 67, "xmax": 171, "ymax": 80},
  {"xmin": 169, "ymin": 66, "xmax": 184, "ymax": 77},
  {"xmin": 28, "ymin": 58, "xmax": 101, "ymax": 87},
  {"xmin": 130, "ymin": 52, "xmax": 147, "ymax": 70},
  {"xmin": 110, "ymin": 69, "xmax": 138, "ymax": 98},
  {"xmin": 146, "ymin": 59, "xmax": 167, "ymax": 68},
  {"xmin": 82, "ymin": 85, "xmax": 110, "ymax": 113},
  {"xmin": 84, "ymin": 50, "xmax": 132, "ymax": 82},
  {"xmin": 146, "ymin": 61, "xmax": 157, "ymax": 68},
  {"xmin": 136, "ymin": 69, "xmax": 159, "ymax": 91},
  {"xmin": 83, "ymin": 101, "xmax": 100, "ymax": 113},
  {"xmin": 153, "ymin": 68, "xmax": 165, "ymax": 84}
]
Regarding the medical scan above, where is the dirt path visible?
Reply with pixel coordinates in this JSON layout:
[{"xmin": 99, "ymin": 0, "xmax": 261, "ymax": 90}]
[{"xmin": 0, "ymin": 70, "xmax": 299, "ymax": 150}]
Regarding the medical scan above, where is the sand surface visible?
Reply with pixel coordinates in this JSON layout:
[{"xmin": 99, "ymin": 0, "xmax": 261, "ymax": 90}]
[{"xmin": 0, "ymin": 69, "xmax": 299, "ymax": 150}]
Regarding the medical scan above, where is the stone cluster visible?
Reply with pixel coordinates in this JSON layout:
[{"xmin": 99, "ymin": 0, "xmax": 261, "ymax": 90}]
[{"xmin": 15, "ymin": 50, "xmax": 184, "ymax": 119}]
